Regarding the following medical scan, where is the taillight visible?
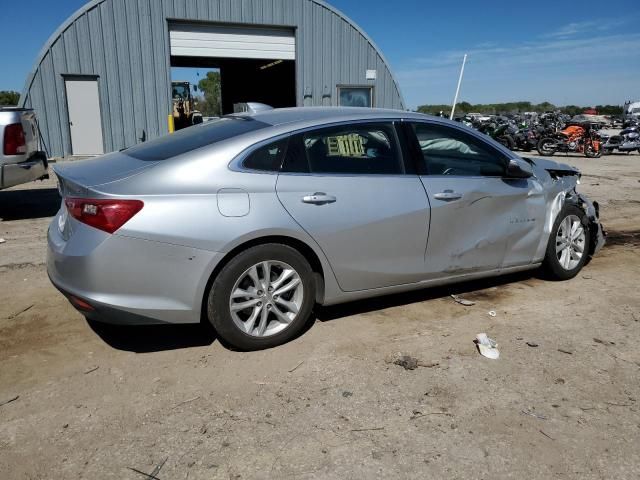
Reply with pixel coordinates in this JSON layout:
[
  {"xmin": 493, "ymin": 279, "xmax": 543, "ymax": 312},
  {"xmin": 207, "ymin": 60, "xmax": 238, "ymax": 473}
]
[
  {"xmin": 69, "ymin": 295, "xmax": 95, "ymax": 311},
  {"xmin": 65, "ymin": 198, "xmax": 143, "ymax": 234},
  {"xmin": 3, "ymin": 123, "xmax": 26, "ymax": 155}
]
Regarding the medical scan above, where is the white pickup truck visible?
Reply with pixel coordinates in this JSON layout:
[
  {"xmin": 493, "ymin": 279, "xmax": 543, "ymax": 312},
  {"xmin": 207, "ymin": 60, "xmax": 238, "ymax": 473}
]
[
  {"xmin": 0, "ymin": 107, "xmax": 48, "ymax": 190},
  {"xmin": 624, "ymin": 101, "xmax": 640, "ymax": 121}
]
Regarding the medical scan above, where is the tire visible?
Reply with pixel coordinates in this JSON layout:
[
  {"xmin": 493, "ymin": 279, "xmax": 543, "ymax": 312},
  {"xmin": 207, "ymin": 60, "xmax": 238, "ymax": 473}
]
[
  {"xmin": 602, "ymin": 148, "xmax": 613, "ymax": 155},
  {"xmin": 207, "ymin": 244, "xmax": 316, "ymax": 350},
  {"xmin": 584, "ymin": 143, "xmax": 601, "ymax": 158},
  {"xmin": 542, "ymin": 205, "xmax": 590, "ymax": 280},
  {"xmin": 537, "ymin": 137, "xmax": 556, "ymax": 156},
  {"xmin": 497, "ymin": 134, "xmax": 515, "ymax": 150}
]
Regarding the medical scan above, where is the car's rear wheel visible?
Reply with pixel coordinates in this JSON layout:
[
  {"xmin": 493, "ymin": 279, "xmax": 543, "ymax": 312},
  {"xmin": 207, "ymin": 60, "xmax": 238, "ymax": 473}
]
[
  {"xmin": 207, "ymin": 244, "xmax": 315, "ymax": 350},
  {"xmin": 543, "ymin": 206, "xmax": 590, "ymax": 280}
]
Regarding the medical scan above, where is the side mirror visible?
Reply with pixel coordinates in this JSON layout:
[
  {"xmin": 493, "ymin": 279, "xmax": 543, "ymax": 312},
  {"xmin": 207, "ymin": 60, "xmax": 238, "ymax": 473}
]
[{"xmin": 506, "ymin": 158, "xmax": 533, "ymax": 178}]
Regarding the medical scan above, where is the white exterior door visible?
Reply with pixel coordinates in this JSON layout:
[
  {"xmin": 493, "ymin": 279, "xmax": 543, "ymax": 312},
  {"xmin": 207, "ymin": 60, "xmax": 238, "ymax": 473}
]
[
  {"xmin": 65, "ymin": 78, "xmax": 104, "ymax": 155},
  {"xmin": 169, "ymin": 23, "xmax": 295, "ymax": 60}
]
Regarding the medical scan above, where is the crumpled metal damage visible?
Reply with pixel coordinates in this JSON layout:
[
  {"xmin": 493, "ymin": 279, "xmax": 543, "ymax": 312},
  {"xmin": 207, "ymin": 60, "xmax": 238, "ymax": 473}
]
[{"xmin": 525, "ymin": 157, "xmax": 606, "ymax": 262}]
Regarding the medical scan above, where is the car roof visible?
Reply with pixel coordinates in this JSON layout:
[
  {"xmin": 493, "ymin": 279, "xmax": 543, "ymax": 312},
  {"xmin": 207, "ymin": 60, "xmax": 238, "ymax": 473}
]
[
  {"xmin": 216, "ymin": 106, "xmax": 511, "ymax": 156},
  {"xmin": 243, "ymin": 107, "xmax": 430, "ymax": 127}
]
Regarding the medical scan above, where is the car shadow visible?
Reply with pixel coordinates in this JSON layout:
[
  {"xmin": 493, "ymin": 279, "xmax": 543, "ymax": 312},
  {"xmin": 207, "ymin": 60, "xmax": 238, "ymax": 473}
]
[
  {"xmin": 87, "ymin": 320, "xmax": 218, "ymax": 353},
  {"xmin": 87, "ymin": 270, "xmax": 541, "ymax": 353},
  {"xmin": 0, "ymin": 187, "xmax": 60, "ymax": 221},
  {"xmin": 313, "ymin": 269, "xmax": 538, "ymax": 322}
]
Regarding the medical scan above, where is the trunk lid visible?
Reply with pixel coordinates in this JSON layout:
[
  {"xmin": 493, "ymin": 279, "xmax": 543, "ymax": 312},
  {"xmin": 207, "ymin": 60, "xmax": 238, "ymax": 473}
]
[{"xmin": 53, "ymin": 151, "xmax": 160, "ymax": 193}]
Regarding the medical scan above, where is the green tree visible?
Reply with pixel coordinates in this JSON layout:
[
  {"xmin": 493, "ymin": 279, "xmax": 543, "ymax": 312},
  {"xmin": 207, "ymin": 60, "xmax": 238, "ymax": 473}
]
[
  {"xmin": 416, "ymin": 104, "xmax": 451, "ymax": 115},
  {"xmin": 561, "ymin": 105, "xmax": 582, "ymax": 116},
  {"xmin": 196, "ymin": 71, "xmax": 221, "ymax": 117},
  {"xmin": 0, "ymin": 90, "xmax": 20, "ymax": 106},
  {"xmin": 456, "ymin": 101, "xmax": 473, "ymax": 114},
  {"xmin": 595, "ymin": 105, "xmax": 623, "ymax": 115},
  {"xmin": 535, "ymin": 102, "xmax": 557, "ymax": 112}
]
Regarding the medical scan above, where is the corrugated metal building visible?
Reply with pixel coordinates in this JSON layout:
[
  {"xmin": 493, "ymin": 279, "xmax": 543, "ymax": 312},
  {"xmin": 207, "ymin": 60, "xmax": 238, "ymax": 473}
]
[{"xmin": 19, "ymin": 0, "xmax": 405, "ymax": 158}]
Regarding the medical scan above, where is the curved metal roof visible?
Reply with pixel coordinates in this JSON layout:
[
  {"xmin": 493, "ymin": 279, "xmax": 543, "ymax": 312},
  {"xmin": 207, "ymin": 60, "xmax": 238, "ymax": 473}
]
[{"xmin": 20, "ymin": 0, "xmax": 405, "ymax": 108}]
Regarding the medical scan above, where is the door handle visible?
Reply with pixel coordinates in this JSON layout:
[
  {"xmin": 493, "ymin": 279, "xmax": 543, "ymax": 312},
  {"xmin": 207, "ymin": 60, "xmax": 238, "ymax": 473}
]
[
  {"xmin": 302, "ymin": 192, "xmax": 336, "ymax": 205},
  {"xmin": 433, "ymin": 191, "xmax": 463, "ymax": 201}
]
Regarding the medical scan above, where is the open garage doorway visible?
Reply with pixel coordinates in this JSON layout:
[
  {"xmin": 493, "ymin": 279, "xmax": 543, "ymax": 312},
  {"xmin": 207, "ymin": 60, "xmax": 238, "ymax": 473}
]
[
  {"xmin": 169, "ymin": 23, "xmax": 297, "ymax": 115},
  {"xmin": 171, "ymin": 66, "xmax": 221, "ymax": 125},
  {"xmin": 170, "ymin": 67, "xmax": 220, "ymax": 130}
]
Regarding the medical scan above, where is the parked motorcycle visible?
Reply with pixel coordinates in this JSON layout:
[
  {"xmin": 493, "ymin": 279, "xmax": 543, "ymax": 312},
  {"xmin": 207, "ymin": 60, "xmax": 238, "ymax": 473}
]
[
  {"xmin": 537, "ymin": 122, "xmax": 602, "ymax": 158},
  {"xmin": 601, "ymin": 124, "xmax": 640, "ymax": 154},
  {"xmin": 512, "ymin": 125, "xmax": 539, "ymax": 152},
  {"xmin": 476, "ymin": 121, "xmax": 515, "ymax": 149}
]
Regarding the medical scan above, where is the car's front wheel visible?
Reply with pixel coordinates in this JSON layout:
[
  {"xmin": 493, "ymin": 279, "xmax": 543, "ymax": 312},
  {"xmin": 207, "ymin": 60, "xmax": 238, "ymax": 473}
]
[
  {"xmin": 207, "ymin": 244, "xmax": 315, "ymax": 350},
  {"xmin": 543, "ymin": 206, "xmax": 590, "ymax": 280}
]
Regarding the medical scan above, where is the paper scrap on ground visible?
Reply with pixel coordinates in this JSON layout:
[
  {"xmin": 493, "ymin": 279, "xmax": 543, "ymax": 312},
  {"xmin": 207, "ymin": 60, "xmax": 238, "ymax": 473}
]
[
  {"xmin": 451, "ymin": 294, "xmax": 475, "ymax": 306},
  {"xmin": 475, "ymin": 333, "xmax": 500, "ymax": 359}
]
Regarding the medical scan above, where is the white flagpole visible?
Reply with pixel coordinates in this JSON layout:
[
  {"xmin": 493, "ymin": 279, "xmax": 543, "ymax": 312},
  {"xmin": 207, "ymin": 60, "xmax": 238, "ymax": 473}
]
[{"xmin": 450, "ymin": 54, "xmax": 467, "ymax": 120}]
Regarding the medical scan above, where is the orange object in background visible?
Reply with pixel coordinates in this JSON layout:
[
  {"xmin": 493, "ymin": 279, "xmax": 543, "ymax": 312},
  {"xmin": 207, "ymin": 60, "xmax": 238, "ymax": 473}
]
[{"xmin": 561, "ymin": 125, "xmax": 586, "ymax": 143}]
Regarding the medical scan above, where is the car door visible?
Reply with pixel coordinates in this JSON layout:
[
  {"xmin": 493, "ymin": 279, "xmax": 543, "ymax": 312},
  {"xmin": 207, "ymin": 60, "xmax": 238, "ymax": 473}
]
[
  {"xmin": 405, "ymin": 121, "xmax": 546, "ymax": 278},
  {"xmin": 276, "ymin": 121, "xmax": 430, "ymax": 292}
]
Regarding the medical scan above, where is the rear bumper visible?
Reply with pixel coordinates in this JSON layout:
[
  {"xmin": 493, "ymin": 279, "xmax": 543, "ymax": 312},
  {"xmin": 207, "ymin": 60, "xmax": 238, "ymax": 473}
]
[
  {"xmin": 0, "ymin": 155, "xmax": 48, "ymax": 190},
  {"xmin": 49, "ymin": 277, "xmax": 174, "ymax": 325},
  {"xmin": 47, "ymin": 216, "xmax": 224, "ymax": 325}
]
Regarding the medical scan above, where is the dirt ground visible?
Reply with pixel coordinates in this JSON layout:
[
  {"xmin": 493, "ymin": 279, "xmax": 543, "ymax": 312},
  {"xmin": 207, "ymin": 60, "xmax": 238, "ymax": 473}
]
[{"xmin": 1, "ymin": 151, "xmax": 639, "ymax": 480}]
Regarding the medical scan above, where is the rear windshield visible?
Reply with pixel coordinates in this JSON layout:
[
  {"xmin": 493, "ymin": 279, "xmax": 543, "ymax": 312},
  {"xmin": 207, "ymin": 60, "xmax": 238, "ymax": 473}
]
[{"xmin": 124, "ymin": 116, "xmax": 270, "ymax": 161}]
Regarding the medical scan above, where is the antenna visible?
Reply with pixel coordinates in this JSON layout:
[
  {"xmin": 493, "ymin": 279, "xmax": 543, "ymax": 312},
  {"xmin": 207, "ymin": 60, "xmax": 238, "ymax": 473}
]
[{"xmin": 450, "ymin": 54, "xmax": 467, "ymax": 120}]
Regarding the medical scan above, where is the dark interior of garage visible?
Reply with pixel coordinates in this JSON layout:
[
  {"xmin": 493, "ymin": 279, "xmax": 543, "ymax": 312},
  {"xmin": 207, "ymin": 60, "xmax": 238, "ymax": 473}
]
[{"xmin": 171, "ymin": 56, "xmax": 296, "ymax": 114}]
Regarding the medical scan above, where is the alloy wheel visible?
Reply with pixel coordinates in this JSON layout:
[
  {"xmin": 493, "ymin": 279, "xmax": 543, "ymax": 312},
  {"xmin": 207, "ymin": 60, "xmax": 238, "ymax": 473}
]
[
  {"xmin": 229, "ymin": 261, "xmax": 304, "ymax": 337},
  {"xmin": 555, "ymin": 215, "xmax": 586, "ymax": 270}
]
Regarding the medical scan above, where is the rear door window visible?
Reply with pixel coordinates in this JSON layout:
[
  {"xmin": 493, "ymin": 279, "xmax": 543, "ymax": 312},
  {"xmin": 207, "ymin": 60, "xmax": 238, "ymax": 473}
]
[
  {"xmin": 242, "ymin": 138, "xmax": 288, "ymax": 171},
  {"xmin": 299, "ymin": 123, "xmax": 403, "ymax": 175},
  {"xmin": 124, "ymin": 117, "xmax": 269, "ymax": 161}
]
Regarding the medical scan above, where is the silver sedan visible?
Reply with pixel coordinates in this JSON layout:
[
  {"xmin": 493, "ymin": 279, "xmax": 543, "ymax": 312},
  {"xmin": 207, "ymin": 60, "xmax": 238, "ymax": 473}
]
[{"xmin": 48, "ymin": 107, "xmax": 605, "ymax": 350}]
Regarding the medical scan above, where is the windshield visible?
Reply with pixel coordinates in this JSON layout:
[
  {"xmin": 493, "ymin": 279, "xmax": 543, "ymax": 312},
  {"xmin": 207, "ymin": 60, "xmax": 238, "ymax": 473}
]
[
  {"xmin": 124, "ymin": 117, "xmax": 270, "ymax": 161},
  {"xmin": 172, "ymin": 84, "xmax": 190, "ymax": 99}
]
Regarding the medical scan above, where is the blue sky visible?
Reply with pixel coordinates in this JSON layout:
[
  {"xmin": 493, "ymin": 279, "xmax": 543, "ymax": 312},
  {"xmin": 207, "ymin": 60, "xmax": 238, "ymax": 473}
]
[{"xmin": 2, "ymin": 0, "xmax": 639, "ymax": 108}]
